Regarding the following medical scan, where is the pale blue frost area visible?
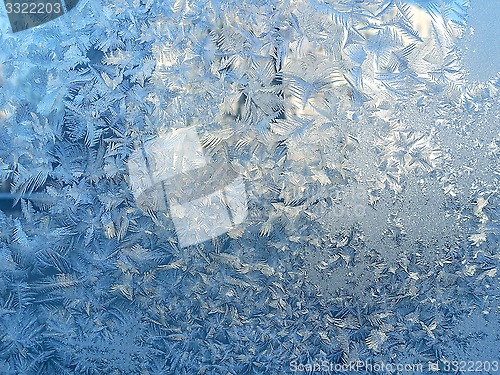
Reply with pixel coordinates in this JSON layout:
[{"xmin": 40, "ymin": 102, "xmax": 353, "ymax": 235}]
[
  {"xmin": 0, "ymin": 0, "xmax": 498, "ymax": 374},
  {"xmin": 460, "ymin": 0, "xmax": 500, "ymax": 82}
]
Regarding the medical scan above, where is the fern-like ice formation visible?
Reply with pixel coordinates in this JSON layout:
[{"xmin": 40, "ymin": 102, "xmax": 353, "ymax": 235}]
[{"xmin": 0, "ymin": 0, "xmax": 498, "ymax": 373}]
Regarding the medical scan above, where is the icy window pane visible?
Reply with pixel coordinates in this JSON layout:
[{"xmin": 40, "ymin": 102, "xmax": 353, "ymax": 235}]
[{"xmin": 0, "ymin": 0, "xmax": 498, "ymax": 373}]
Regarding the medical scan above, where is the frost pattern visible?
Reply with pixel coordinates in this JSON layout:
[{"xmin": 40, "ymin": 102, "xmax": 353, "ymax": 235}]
[{"xmin": 0, "ymin": 0, "xmax": 498, "ymax": 374}]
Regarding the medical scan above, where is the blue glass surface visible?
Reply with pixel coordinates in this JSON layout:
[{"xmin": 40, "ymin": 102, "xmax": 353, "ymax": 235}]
[{"xmin": 0, "ymin": 0, "xmax": 498, "ymax": 374}]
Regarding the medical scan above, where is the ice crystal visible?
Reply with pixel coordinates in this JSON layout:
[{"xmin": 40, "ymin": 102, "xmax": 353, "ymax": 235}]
[{"xmin": 0, "ymin": 0, "xmax": 498, "ymax": 373}]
